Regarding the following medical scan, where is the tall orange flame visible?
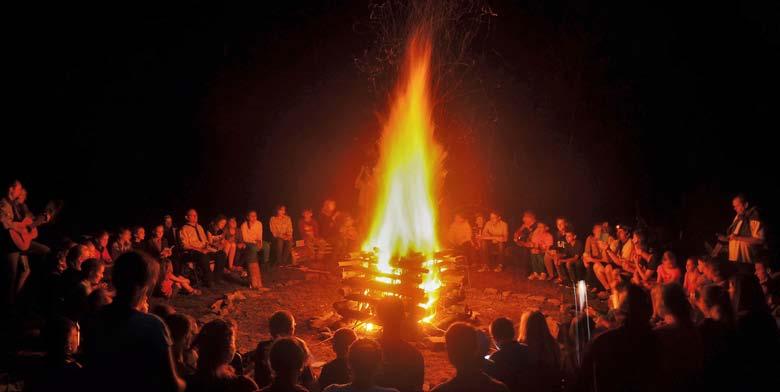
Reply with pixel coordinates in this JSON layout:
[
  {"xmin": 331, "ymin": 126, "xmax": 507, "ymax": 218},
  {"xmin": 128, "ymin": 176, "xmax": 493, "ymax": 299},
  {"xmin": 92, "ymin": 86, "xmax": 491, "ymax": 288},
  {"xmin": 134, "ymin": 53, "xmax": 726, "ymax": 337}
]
[{"xmin": 362, "ymin": 29, "xmax": 444, "ymax": 322}]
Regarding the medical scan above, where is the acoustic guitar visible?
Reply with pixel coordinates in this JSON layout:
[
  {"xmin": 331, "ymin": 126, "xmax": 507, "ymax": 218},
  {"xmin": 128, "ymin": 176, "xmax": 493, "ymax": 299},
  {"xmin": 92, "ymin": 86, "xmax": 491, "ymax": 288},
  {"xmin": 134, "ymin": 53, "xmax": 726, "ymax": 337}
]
[{"xmin": 8, "ymin": 201, "xmax": 62, "ymax": 251}]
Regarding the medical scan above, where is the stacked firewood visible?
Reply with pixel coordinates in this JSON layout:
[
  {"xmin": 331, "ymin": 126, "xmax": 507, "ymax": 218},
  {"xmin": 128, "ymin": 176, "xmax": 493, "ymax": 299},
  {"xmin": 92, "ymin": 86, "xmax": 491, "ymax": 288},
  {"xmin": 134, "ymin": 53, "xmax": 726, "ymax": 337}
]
[{"xmin": 333, "ymin": 250, "xmax": 468, "ymax": 331}]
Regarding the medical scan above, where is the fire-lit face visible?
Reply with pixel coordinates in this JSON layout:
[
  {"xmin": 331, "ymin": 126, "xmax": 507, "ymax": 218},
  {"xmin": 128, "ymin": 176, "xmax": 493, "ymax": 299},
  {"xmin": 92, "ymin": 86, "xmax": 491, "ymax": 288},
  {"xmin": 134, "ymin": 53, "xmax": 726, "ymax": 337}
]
[
  {"xmin": 86, "ymin": 243, "xmax": 98, "ymax": 258},
  {"xmin": 556, "ymin": 219, "xmax": 566, "ymax": 232},
  {"xmin": 216, "ymin": 219, "xmax": 227, "ymax": 230},
  {"xmin": 91, "ymin": 265, "xmax": 105, "ymax": 284},
  {"xmin": 154, "ymin": 226, "xmax": 164, "ymax": 239},
  {"xmin": 522, "ymin": 213, "xmax": 535, "ymax": 226},
  {"xmin": 697, "ymin": 259, "xmax": 706, "ymax": 274},
  {"xmin": 323, "ymin": 200, "xmax": 336, "ymax": 214},
  {"xmin": 617, "ymin": 228, "xmax": 629, "ymax": 242},
  {"xmin": 248, "ymin": 211, "xmax": 257, "ymax": 223},
  {"xmin": 454, "ymin": 214, "xmax": 464, "ymax": 224},
  {"xmin": 277, "ymin": 206, "xmax": 287, "ymax": 217},
  {"xmin": 68, "ymin": 324, "xmax": 79, "ymax": 355},
  {"xmin": 164, "ymin": 216, "xmax": 173, "ymax": 228},
  {"xmin": 686, "ymin": 258, "xmax": 696, "ymax": 272},
  {"xmin": 98, "ymin": 233, "xmax": 109, "ymax": 248},
  {"xmin": 475, "ymin": 215, "xmax": 485, "ymax": 226},
  {"xmin": 592, "ymin": 224, "xmax": 603, "ymax": 238},
  {"xmin": 732, "ymin": 197, "xmax": 747, "ymax": 215},
  {"xmin": 303, "ymin": 210, "xmax": 313, "ymax": 220},
  {"xmin": 662, "ymin": 253, "xmax": 674, "ymax": 269},
  {"xmin": 228, "ymin": 218, "xmax": 237, "ymax": 229},
  {"xmin": 489, "ymin": 212, "xmax": 499, "ymax": 222},
  {"xmin": 18, "ymin": 188, "xmax": 27, "ymax": 204},
  {"xmin": 565, "ymin": 232, "xmax": 576, "ymax": 243},
  {"xmin": 120, "ymin": 230, "xmax": 132, "ymax": 242},
  {"xmin": 135, "ymin": 228, "xmax": 145, "ymax": 241},
  {"xmin": 755, "ymin": 263, "xmax": 767, "ymax": 281},
  {"xmin": 186, "ymin": 210, "xmax": 198, "ymax": 224},
  {"xmin": 7, "ymin": 181, "xmax": 22, "ymax": 200},
  {"xmin": 78, "ymin": 245, "xmax": 90, "ymax": 264}
]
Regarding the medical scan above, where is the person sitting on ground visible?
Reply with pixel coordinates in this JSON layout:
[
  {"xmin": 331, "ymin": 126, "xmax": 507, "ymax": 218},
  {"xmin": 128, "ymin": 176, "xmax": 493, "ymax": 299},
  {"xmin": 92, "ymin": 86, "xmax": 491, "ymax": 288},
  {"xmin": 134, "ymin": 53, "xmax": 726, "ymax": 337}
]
[
  {"xmin": 431, "ymin": 322, "xmax": 508, "ymax": 392},
  {"xmin": 324, "ymin": 338, "xmax": 400, "ymax": 392},
  {"xmin": 260, "ymin": 337, "xmax": 309, "ymax": 392},
  {"xmin": 131, "ymin": 226, "xmax": 146, "ymax": 250},
  {"xmin": 180, "ymin": 209, "xmax": 228, "ymax": 288},
  {"xmin": 25, "ymin": 317, "xmax": 83, "ymax": 391},
  {"xmin": 187, "ymin": 318, "xmax": 259, "ymax": 392},
  {"xmin": 374, "ymin": 297, "xmax": 425, "ymax": 392},
  {"xmin": 208, "ymin": 214, "xmax": 231, "ymax": 264},
  {"xmin": 337, "ymin": 214, "xmax": 359, "ymax": 256},
  {"xmin": 225, "ymin": 217, "xmax": 240, "ymax": 271},
  {"xmin": 110, "ymin": 227, "xmax": 133, "ymax": 260},
  {"xmin": 480, "ymin": 211, "xmax": 508, "ymax": 273},
  {"xmin": 240, "ymin": 210, "xmax": 267, "ymax": 267},
  {"xmin": 574, "ymin": 284, "xmax": 659, "ymax": 392},
  {"xmin": 518, "ymin": 311, "xmax": 562, "ymax": 392},
  {"xmin": 487, "ymin": 317, "xmax": 529, "ymax": 392},
  {"xmin": 318, "ymin": 328, "xmax": 357, "ymax": 391},
  {"xmin": 753, "ymin": 259, "xmax": 778, "ymax": 295},
  {"xmin": 653, "ymin": 283, "xmax": 703, "ymax": 392},
  {"xmin": 556, "ymin": 230, "xmax": 584, "ymax": 286},
  {"xmin": 297, "ymin": 209, "xmax": 320, "ymax": 260},
  {"xmin": 80, "ymin": 251, "xmax": 184, "ymax": 392},
  {"xmin": 582, "ymin": 223, "xmax": 609, "ymax": 294},
  {"xmin": 147, "ymin": 224, "xmax": 173, "ymax": 260},
  {"xmin": 683, "ymin": 257, "xmax": 701, "ymax": 299},
  {"xmin": 165, "ymin": 313, "xmax": 199, "ymax": 377},
  {"xmin": 728, "ymin": 273, "xmax": 780, "ymax": 386},
  {"xmin": 158, "ymin": 254, "xmax": 200, "ymax": 297},
  {"xmin": 447, "ymin": 213, "xmax": 473, "ymax": 262},
  {"xmin": 64, "ymin": 258, "xmax": 105, "ymax": 321},
  {"xmin": 528, "ymin": 223, "xmax": 553, "ymax": 280},
  {"xmin": 94, "ymin": 230, "xmax": 113, "ymax": 265},
  {"xmin": 318, "ymin": 199, "xmax": 339, "ymax": 244},
  {"xmin": 695, "ymin": 284, "xmax": 737, "ymax": 391},
  {"xmin": 254, "ymin": 310, "xmax": 314, "ymax": 390},
  {"xmin": 270, "ymin": 205, "xmax": 294, "ymax": 266},
  {"xmin": 655, "ymin": 251, "xmax": 682, "ymax": 285}
]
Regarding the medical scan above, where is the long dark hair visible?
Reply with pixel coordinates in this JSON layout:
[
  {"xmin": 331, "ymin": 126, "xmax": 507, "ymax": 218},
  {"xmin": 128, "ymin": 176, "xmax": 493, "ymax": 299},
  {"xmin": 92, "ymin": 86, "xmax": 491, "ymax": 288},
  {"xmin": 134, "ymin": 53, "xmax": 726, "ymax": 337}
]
[
  {"xmin": 697, "ymin": 284, "xmax": 735, "ymax": 326},
  {"xmin": 519, "ymin": 311, "xmax": 561, "ymax": 367},
  {"xmin": 193, "ymin": 318, "xmax": 237, "ymax": 376},
  {"xmin": 660, "ymin": 283, "xmax": 693, "ymax": 327}
]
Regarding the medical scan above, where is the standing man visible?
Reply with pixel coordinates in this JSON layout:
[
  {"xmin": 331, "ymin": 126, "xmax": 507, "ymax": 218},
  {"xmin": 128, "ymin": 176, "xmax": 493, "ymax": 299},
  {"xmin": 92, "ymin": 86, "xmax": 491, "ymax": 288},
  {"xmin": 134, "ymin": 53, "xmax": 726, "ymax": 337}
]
[
  {"xmin": 720, "ymin": 194, "xmax": 764, "ymax": 264},
  {"xmin": 179, "ymin": 209, "xmax": 227, "ymax": 288},
  {"xmin": 481, "ymin": 211, "xmax": 508, "ymax": 273},
  {"xmin": 269, "ymin": 205, "xmax": 294, "ymax": 266}
]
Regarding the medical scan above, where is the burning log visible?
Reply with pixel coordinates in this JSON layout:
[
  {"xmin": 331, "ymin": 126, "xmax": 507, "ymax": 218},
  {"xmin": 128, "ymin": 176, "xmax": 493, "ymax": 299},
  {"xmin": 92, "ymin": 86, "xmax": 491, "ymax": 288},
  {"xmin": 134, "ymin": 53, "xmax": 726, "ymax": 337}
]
[
  {"xmin": 341, "ymin": 276, "xmax": 427, "ymax": 301},
  {"xmin": 341, "ymin": 265, "xmax": 424, "ymax": 284}
]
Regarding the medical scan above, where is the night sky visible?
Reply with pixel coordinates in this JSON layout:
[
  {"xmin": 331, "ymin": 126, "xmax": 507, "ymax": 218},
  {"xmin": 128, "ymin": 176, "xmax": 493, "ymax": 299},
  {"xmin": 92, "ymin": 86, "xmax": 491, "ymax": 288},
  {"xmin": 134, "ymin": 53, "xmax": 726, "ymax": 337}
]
[{"xmin": 6, "ymin": 1, "xmax": 779, "ymax": 257}]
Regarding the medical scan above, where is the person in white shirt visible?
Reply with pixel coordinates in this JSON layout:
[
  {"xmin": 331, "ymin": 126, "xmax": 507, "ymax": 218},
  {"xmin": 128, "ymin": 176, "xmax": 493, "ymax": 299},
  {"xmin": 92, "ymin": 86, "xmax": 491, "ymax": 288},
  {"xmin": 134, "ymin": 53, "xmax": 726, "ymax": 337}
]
[
  {"xmin": 480, "ymin": 211, "xmax": 508, "ymax": 273},
  {"xmin": 269, "ymin": 205, "xmax": 294, "ymax": 266},
  {"xmin": 179, "ymin": 209, "xmax": 227, "ymax": 288},
  {"xmin": 239, "ymin": 210, "xmax": 271, "ymax": 268},
  {"xmin": 447, "ymin": 213, "xmax": 474, "ymax": 264}
]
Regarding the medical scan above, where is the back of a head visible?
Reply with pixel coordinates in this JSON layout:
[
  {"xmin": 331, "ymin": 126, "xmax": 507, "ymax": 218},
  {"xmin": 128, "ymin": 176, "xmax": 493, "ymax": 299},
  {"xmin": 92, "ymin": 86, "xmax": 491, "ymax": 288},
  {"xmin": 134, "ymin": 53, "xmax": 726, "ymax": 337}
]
[
  {"xmin": 348, "ymin": 338, "xmax": 383, "ymax": 379},
  {"xmin": 268, "ymin": 310, "xmax": 295, "ymax": 337},
  {"xmin": 42, "ymin": 317, "xmax": 77, "ymax": 362},
  {"xmin": 569, "ymin": 314, "xmax": 595, "ymax": 349},
  {"xmin": 661, "ymin": 283, "xmax": 693, "ymax": 326},
  {"xmin": 620, "ymin": 284, "xmax": 653, "ymax": 329},
  {"xmin": 732, "ymin": 273, "xmax": 769, "ymax": 314},
  {"xmin": 699, "ymin": 284, "xmax": 735, "ymax": 325},
  {"xmin": 269, "ymin": 337, "xmax": 305, "ymax": 378},
  {"xmin": 112, "ymin": 251, "xmax": 157, "ymax": 301},
  {"xmin": 445, "ymin": 322, "xmax": 478, "ymax": 370},
  {"xmin": 332, "ymin": 328, "xmax": 357, "ymax": 357},
  {"xmin": 519, "ymin": 311, "xmax": 558, "ymax": 365},
  {"xmin": 65, "ymin": 245, "xmax": 84, "ymax": 269},
  {"xmin": 490, "ymin": 317, "xmax": 515, "ymax": 343},
  {"xmin": 81, "ymin": 258, "xmax": 102, "ymax": 279},
  {"xmin": 194, "ymin": 318, "xmax": 236, "ymax": 372},
  {"xmin": 166, "ymin": 313, "xmax": 196, "ymax": 348},
  {"xmin": 377, "ymin": 297, "xmax": 405, "ymax": 333}
]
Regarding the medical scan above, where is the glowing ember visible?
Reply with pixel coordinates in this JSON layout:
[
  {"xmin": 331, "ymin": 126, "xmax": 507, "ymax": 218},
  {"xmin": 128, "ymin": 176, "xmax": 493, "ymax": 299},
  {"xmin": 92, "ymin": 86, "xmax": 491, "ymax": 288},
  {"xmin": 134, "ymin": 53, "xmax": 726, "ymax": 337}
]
[{"xmin": 362, "ymin": 28, "xmax": 444, "ymax": 324}]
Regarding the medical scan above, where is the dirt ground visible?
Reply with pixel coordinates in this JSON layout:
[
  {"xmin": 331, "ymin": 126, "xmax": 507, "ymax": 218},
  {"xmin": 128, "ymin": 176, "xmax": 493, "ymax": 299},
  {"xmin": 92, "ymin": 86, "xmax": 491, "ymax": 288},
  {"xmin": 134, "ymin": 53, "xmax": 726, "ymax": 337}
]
[{"xmin": 160, "ymin": 264, "xmax": 576, "ymax": 390}]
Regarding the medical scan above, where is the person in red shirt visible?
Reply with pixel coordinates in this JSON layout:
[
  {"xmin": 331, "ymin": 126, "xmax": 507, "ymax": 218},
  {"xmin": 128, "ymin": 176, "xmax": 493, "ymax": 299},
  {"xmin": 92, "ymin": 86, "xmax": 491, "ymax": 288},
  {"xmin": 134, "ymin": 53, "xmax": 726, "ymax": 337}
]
[{"xmin": 656, "ymin": 251, "xmax": 682, "ymax": 285}]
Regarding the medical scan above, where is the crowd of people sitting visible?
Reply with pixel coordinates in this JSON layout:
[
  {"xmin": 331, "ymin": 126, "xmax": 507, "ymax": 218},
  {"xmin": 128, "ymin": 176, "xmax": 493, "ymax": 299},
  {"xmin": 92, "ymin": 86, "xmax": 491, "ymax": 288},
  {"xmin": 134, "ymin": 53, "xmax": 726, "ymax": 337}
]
[{"xmin": 3, "ymin": 178, "xmax": 780, "ymax": 391}]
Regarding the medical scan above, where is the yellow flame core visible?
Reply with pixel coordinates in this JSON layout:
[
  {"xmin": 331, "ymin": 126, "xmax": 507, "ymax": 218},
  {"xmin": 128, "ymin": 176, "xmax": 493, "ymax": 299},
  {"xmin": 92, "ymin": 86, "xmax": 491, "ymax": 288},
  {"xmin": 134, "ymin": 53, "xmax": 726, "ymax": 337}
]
[{"xmin": 362, "ymin": 31, "xmax": 443, "ymax": 323}]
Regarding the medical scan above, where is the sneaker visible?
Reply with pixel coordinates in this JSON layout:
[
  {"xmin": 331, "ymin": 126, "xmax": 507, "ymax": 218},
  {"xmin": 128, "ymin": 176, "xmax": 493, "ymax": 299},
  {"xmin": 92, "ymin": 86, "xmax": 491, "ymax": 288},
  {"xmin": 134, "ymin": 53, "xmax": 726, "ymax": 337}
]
[
  {"xmin": 477, "ymin": 265, "xmax": 488, "ymax": 273},
  {"xmin": 493, "ymin": 264, "xmax": 504, "ymax": 273},
  {"xmin": 528, "ymin": 273, "xmax": 538, "ymax": 280},
  {"xmin": 539, "ymin": 273, "xmax": 548, "ymax": 280}
]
